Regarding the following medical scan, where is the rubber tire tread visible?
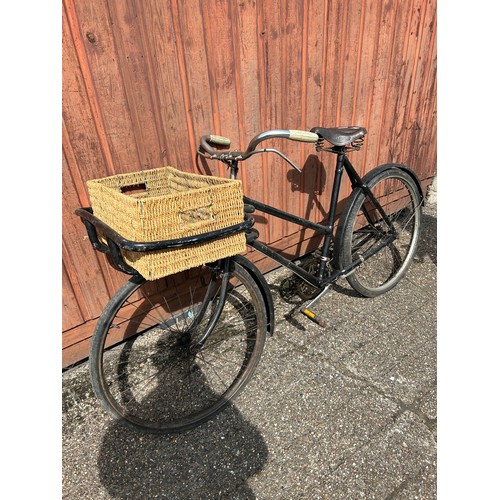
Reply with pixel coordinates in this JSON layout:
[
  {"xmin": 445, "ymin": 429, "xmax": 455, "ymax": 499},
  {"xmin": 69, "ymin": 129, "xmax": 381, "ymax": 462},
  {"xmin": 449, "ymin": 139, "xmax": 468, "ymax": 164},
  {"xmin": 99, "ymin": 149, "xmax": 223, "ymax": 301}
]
[
  {"xmin": 89, "ymin": 263, "xmax": 267, "ymax": 434},
  {"xmin": 333, "ymin": 165, "xmax": 422, "ymax": 297}
]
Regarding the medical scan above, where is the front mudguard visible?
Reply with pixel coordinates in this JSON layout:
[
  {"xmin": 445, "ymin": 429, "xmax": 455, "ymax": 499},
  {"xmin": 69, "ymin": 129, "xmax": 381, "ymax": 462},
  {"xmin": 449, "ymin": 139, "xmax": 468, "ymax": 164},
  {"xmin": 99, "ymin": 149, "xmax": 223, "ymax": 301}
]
[{"xmin": 233, "ymin": 255, "xmax": 275, "ymax": 336}]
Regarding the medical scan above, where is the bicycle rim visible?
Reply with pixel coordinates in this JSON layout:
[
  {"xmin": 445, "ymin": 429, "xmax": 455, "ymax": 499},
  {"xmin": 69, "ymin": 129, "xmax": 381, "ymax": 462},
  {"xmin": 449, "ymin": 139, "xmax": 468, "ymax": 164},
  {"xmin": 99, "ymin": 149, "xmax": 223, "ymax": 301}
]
[
  {"xmin": 336, "ymin": 168, "xmax": 422, "ymax": 297},
  {"xmin": 89, "ymin": 261, "xmax": 266, "ymax": 434}
]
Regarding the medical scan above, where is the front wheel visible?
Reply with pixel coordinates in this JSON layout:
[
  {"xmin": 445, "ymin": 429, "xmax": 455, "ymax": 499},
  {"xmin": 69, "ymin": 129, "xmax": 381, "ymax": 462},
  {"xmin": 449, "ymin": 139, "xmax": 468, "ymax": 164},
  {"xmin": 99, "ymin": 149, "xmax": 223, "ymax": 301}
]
[
  {"xmin": 89, "ymin": 260, "xmax": 267, "ymax": 434},
  {"xmin": 333, "ymin": 165, "xmax": 423, "ymax": 297}
]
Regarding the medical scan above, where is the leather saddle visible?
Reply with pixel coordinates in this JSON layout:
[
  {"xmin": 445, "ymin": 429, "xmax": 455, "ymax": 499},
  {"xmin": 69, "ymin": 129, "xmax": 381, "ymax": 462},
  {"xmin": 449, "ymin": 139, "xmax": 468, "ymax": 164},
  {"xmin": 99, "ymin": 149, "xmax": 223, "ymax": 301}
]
[{"xmin": 310, "ymin": 126, "xmax": 367, "ymax": 147}]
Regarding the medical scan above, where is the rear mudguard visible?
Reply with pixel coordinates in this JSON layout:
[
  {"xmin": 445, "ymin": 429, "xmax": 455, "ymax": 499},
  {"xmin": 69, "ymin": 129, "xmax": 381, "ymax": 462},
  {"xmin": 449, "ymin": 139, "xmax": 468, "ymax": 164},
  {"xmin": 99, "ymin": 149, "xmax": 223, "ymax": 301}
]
[
  {"xmin": 359, "ymin": 163, "xmax": 424, "ymax": 203},
  {"xmin": 233, "ymin": 255, "xmax": 275, "ymax": 336}
]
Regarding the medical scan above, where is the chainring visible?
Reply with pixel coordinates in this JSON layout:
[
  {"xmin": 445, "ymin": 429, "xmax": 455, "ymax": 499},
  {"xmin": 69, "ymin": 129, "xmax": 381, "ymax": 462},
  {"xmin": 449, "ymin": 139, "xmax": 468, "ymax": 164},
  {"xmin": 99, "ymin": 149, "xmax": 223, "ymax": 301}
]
[{"xmin": 295, "ymin": 256, "xmax": 321, "ymax": 300}]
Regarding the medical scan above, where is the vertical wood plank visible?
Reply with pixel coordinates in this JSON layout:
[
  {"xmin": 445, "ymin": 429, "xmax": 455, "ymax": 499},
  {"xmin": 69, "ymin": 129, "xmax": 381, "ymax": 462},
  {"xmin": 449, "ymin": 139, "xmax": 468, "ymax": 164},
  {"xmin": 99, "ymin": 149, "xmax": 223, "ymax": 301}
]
[
  {"xmin": 63, "ymin": 6, "xmax": 109, "ymax": 185},
  {"xmin": 255, "ymin": 0, "xmax": 271, "ymax": 242},
  {"xmin": 105, "ymin": 0, "xmax": 164, "ymax": 169},
  {"xmin": 69, "ymin": 0, "xmax": 142, "ymax": 172},
  {"xmin": 338, "ymin": 0, "xmax": 364, "ymax": 128},
  {"xmin": 352, "ymin": 0, "xmax": 383, "ymax": 177},
  {"xmin": 302, "ymin": 0, "xmax": 327, "ymax": 231},
  {"xmin": 62, "ymin": 150, "xmax": 117, "ymax": 320},
  {"xmin": 376, "ymin": 0, "xmax": 414, "ymax": 164},
  {"xmin": 231, "ymin": 0, "xmax": 265, "ymax": 236},
  {"xmin": 62, "ymin": 260, "xmax": 85, "ymax": 331},
  {"xmin": 200, "ymin": 0, "xmax": 241, "ymax": 178},
  {"xmin": 173, "ymin": 0, "xmax": 216, "ymax": 176},
  {"xmin": 63, "ymin": 0, "xmax": 116, "ymax": 175},
  {"xmin": 401, "ymin": 0, "xmax": 436, "ymax": 170},
  {"xmin": 363, "ymin": 0, "xmax": 398, "ymax": 172},
  {"xmin": 314, "ymin": 0, "xmax": 345, "ymax": 218},
  {"xmin": 280, "ymin": 0, "xmax": 304, "ymax": 236},
  {"xmin": 137, "ymin": 0, "xmax": 191, "ymax": 168},
  {"xmin": 260, "ymin": 1, "xmax": 285, "ymax": 243},
  {"xmin": 63, "ymin": 3, "xmax": 127, "ymax": 310}
]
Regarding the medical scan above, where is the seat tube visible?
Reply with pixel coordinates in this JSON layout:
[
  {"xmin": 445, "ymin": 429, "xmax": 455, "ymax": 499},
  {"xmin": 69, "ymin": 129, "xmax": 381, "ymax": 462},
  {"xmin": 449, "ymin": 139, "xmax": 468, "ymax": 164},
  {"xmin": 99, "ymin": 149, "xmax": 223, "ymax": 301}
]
[{"xmin": 318, "ymin": 152, "xmax": 345, "ymax": 277}]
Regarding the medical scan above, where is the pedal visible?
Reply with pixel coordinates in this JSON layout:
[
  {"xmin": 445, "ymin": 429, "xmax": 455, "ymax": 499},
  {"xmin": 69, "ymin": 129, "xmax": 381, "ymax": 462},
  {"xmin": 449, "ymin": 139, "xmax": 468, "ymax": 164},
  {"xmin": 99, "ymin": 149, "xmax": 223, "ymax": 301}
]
[
  {"xmin": 300, "ymin": 307, "xmax": 326, "ymax": 327},
  {"xmin": 299, "ymin": 284, "xmax": 332, "ymax": 328}
]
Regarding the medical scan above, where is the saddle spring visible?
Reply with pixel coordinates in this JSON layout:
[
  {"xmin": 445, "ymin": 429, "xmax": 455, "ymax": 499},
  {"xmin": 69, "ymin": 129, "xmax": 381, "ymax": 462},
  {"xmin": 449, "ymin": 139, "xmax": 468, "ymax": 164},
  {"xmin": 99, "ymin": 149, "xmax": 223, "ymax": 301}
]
[
  {"xmin": 344, "ymin": 136, "xmax": 364, "ymax": 152},
  {"xmin": 314, "ymin": 136, "xmax": 365, "ymax": 153}
]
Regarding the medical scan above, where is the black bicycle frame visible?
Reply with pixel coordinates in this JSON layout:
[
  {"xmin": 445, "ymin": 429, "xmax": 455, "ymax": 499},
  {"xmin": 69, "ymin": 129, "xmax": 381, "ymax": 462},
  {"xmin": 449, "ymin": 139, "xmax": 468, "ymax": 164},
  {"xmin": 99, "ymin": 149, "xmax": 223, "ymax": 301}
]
[
  {"xmin": 231, "ymin": 152, "xmax": 396, "ymax": 289},
  {"xmin": 77, "ymin": 149, "xmax": 395, "ymax": 289}
]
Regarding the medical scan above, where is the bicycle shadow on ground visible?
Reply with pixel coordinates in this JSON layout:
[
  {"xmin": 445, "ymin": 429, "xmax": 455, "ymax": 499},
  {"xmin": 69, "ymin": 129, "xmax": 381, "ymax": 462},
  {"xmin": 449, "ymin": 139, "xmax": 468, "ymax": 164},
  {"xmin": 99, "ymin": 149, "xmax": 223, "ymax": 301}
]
[
  {"xmin": 97, "ymin": 406, "xmax": 268, "ymax": 499},
  {"xmin": 96, "ymin": 330, "xmax": 268, "ymax": 499},
  {"xmin": 413, "ymin": 210, "xmax": 437, "ymax": 265}
]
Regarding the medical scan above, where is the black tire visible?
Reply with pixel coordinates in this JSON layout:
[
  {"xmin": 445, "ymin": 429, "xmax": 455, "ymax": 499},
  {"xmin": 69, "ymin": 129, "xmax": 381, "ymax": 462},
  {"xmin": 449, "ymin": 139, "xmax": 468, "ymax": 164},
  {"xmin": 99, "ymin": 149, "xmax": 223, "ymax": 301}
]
[
  {"xmin": 334, "ymin": 165, "xmax": 422, "ymax": 297},
  {"xmin": 89, "ymin": 260, "xmax": 267, "ymax": 434}
]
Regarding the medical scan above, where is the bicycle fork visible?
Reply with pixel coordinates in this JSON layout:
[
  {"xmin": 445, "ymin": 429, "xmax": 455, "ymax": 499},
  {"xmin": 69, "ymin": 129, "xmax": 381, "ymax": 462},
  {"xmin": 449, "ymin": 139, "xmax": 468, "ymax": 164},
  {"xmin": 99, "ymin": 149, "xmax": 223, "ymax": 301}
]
[{"xmin": 191, "ymin": 258, "xmax": 232, "ymax": 351}]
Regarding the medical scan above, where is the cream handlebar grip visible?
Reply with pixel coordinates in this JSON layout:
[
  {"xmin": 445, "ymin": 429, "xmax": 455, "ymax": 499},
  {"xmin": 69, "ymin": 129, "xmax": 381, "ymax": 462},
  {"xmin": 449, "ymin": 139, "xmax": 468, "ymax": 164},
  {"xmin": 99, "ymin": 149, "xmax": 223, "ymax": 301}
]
[
  {"xmin": 288, "ymin": 130, "xmax": 319, "ymax": 143},
  {"xmin": 208, "ymin": 135, "xmax": 231, "ymax": 147}
]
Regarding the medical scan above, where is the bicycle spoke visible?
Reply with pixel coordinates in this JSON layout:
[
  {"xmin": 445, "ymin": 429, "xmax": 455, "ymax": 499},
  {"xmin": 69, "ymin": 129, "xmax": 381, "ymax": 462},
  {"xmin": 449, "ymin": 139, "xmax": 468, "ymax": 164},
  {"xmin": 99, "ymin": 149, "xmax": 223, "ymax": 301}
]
[
  {"xmin": 91, "ymin": 262, "xmax": 266, "ymax": 432},
  {"xmin": 337, "ymin": 168, "xmax": 421, "ymax": 297}
]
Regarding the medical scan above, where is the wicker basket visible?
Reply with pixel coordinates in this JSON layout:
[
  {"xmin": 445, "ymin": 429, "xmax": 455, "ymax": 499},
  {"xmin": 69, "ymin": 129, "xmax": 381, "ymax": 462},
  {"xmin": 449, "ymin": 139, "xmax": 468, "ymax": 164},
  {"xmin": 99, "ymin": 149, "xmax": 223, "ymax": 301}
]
[{"xmin": 87, "ymin": 166, "xmax": 246, "ymax": 280}]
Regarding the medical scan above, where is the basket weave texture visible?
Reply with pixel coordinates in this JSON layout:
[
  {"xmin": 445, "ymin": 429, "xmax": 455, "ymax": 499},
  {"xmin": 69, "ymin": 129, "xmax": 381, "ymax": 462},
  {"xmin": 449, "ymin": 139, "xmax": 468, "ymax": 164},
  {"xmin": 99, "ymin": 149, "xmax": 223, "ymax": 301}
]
[{"xmin": 87, "ymin": 166, "xmax": 246, "ymax": 280}]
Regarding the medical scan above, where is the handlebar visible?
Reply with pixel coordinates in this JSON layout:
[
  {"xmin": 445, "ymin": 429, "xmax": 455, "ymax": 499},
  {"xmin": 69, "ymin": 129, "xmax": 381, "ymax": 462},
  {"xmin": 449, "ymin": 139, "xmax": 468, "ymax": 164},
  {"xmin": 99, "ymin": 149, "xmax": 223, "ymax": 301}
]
[
  {"xmin": 199, "ymin": 134, "xmax": 232, "ymax": 156},
  {"xmin": 198, "ymin": 129, "xmax": 319, "ymax": 173},
  {"xmin": 246, "ymin": 129, "xmax": 319, "ymax": 151}
]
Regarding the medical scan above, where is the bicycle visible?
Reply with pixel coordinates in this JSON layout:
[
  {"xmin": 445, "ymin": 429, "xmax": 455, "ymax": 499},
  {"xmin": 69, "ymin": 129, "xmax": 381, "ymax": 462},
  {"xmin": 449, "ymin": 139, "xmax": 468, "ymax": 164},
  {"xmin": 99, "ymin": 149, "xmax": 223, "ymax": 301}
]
[{"xmin": 76, "ymin": 125, "xmax": 423, "ymax": 434}]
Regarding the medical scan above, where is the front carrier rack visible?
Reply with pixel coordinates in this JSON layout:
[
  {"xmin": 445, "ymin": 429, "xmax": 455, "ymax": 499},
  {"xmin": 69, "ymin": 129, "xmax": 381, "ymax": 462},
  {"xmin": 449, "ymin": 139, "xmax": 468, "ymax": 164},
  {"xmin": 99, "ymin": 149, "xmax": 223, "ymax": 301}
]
[{"xmin": 75, "ymin": 207, "xmax": 255, "ymax": 277}]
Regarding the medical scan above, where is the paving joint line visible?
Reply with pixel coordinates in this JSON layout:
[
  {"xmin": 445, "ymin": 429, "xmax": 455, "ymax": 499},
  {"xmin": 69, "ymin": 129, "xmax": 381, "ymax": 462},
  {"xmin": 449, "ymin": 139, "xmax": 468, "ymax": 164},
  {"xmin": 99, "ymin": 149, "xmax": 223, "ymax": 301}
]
[
  {"xmin": 384, "ymin": 462, "xmax": 433, "ymax": 500},
  {"xmin": 328, "ymin": 359, "xmax": 437, "ymax": 437}
]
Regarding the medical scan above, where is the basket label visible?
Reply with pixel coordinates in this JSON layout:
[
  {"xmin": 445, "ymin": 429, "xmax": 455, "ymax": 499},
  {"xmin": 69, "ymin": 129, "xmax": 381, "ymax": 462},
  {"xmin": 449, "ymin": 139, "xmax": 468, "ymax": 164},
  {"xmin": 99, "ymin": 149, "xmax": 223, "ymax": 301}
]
[{"xmin": 178, "ymin": 205, "xmax": 214, "ymax": 229}]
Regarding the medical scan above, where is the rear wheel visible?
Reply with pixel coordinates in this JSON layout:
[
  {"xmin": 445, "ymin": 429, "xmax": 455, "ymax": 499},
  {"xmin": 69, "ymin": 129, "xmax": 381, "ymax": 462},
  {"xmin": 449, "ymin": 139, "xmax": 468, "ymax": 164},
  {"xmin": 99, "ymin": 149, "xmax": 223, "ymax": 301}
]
[
  {"xmin": 89, "ymin": 260, "xmax": 267, "ymax": 434},
  {"xmin": 334, "ymin": 166, "xmax": 422, "ymax": 297}
]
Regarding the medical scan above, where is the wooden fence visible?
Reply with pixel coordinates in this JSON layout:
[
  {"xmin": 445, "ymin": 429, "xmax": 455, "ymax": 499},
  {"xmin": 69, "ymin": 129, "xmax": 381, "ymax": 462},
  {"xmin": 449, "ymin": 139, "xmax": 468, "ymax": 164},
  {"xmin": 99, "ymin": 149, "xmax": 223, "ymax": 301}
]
[{"xmin": 62, "ymin": 0, "xmax": 437, "ymax": 367}]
